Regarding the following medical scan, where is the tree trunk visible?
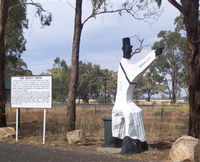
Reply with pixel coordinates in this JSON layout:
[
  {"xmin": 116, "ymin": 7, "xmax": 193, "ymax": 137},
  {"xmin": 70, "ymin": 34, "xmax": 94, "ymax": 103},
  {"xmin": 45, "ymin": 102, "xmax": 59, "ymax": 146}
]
[
  {"xmin": 181, "ymin": 0, "xmax": 200, "ymax": 138},
  {"xmin": 66, "ymin": 0, "xmax": 83, "ymax": 131},
  {"xmin": 0, "ymin": 0, "xmax": 8, "ymax": 127},
  {"xmin": 146, "ymin": 90, "xmax": 151, "ymax": 102},
  {"xmin": 171, "ymin": 79, "xmax": 177, "ymax": 104}
]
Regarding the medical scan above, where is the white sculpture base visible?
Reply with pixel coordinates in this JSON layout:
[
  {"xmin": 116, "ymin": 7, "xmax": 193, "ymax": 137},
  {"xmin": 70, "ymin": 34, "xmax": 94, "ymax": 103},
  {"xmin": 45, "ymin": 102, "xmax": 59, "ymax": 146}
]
[{"xmin": 112, "ymin": 102, "xmax": 146, "ymax": 142}]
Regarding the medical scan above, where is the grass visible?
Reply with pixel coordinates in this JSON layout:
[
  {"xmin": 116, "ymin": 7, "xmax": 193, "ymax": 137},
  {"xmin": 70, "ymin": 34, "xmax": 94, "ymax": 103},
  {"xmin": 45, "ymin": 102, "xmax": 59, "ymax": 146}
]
[
  {"xmin": 6, "ymin": 104, "xmax": 189, "ymax": 144},
  {"xmin": 143, "ymin": 106, "xmax": 189, "ymax": 142}
]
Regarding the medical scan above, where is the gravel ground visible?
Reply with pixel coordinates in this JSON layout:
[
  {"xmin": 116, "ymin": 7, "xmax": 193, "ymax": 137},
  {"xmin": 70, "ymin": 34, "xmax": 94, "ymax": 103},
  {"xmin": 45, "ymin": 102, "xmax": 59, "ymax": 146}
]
[{"xmin": 0, "ymin": 142, "xmax": 144, "ymax": 162}]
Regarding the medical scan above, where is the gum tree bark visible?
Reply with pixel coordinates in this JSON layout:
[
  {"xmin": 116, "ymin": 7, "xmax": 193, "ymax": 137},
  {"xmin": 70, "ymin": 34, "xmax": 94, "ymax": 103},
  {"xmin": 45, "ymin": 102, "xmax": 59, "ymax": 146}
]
[
  {"xmin": 0, "ymin": 0, "xmax": 8, "ymax": 127},
  {"xmin": 66, "ymin": 0, "xmax": 83, "ymax": 131},
  {"xmin": 181, "ymin": 0, "xmax": 200, "ymax": 138},
  {"xmin": 163, "ymin": 0, "xmax": 200, "ymax": 138}
]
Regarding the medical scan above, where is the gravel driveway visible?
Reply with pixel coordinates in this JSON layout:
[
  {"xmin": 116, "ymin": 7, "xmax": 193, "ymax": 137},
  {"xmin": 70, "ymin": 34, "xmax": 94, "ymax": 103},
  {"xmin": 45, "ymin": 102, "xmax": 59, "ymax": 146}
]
[{"xmin": 0, "ymin": 142, "xmax": 142, "ymax": 162}]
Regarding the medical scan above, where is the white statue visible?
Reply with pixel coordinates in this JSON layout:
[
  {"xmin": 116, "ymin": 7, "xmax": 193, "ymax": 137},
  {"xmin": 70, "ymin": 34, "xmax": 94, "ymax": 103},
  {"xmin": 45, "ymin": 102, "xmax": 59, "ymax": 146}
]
[{"xmin": 110, "ymin": 37, "xmax": 163, "ymax": 154}]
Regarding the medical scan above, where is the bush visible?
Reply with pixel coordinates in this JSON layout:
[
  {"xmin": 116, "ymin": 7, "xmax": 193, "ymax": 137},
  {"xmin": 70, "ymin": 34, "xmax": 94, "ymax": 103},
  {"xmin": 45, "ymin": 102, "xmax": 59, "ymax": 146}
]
[{"xmin": 96, "ymin": 96, "xmax": 112, "ymax": 104}]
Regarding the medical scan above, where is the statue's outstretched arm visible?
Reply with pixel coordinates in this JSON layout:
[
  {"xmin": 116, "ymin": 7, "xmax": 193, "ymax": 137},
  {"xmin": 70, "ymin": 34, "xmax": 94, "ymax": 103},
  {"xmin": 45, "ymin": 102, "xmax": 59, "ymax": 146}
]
[{"xmin": 120, "ymin": 50, "xmax": 156, "ymax": 83}]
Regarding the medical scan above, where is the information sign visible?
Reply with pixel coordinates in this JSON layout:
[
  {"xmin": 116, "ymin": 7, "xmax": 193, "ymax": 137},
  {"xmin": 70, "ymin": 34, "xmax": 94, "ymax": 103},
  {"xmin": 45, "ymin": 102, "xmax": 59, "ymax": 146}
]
[{"xmin": 11, "ymin": 76, "xmax": 52, "ymax": 108}]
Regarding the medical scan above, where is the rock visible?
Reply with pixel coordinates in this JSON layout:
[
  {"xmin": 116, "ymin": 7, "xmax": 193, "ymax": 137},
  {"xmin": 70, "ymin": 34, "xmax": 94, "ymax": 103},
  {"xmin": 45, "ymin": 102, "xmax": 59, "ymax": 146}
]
[
  {"xmin": 170, "ymin": 136, "xmax": 200, "ymax": 162},
  {"xmin": 0, "ymin": 127, "xmax": 15, "ymax": 140},
  {"xmin": 66, "ymin": 130, "xmax": 86, "ymax": 145}
]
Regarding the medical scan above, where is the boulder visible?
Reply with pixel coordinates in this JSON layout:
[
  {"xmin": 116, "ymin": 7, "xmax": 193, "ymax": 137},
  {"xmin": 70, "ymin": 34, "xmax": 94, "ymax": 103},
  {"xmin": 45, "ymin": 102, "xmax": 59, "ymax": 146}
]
[
  {"xmin": 0, "ymin": 127, "xmax": 15, "ymax": 140},
  {"xmin": 170, "ymin": 136, "xmax": 200, "ymax": 162},
  {"xmin": 66, "ymin": 130, "xmax": 86, "ymax": 145}
]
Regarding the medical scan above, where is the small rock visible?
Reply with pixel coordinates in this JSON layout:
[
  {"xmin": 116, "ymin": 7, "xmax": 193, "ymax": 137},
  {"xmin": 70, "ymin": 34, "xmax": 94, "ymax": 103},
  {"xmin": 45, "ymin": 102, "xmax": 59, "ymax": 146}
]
[
  {"xmin": 170, "ymin": 136, "xmax": 200, "ymax": 162},
  {"xmin": 0, "ymin": 127, "xmax": 15, "ymax": 140},
  {"xmin": 66, "ymin": 130, "xmax": 86, "ymax": 145}
]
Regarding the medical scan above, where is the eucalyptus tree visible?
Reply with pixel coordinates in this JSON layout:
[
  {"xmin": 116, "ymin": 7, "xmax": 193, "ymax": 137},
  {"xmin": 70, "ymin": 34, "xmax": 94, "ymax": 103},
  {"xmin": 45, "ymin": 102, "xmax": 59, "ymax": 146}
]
[
  {"xmin": 136, "ymin": 67, "xmax": 164, "ymax": 101},
  {"xmin": 77, "ymin": 61, "xmax": 102, "ymax": 103},
  {"xmin": 67, "ymin": 0, "xmax": 160, "ymax": 131},
  {"xmin": 4, "ymin": 0, "xmax": 31, "ymax": 79},
  {"xmin": 156, "ymin": 0, "xmax": 200, "ymax": 138},
  {"xmin": 153, "ymin": 30, "xmax": 187, "ymax": 103},
  {"xmin": 5, "ymin": 55, "xmax": 32, "ymax": 79},
  {"xmin": 0, "ymin": 0, "xmax": 51, "ymax": 127},
  {"xmin": 106, "ymin": 70, "xmax": 117, "ymax": 101},
  {"xmin": 48, "ymin": 57, "xmax": 69, "ymax": 102}
]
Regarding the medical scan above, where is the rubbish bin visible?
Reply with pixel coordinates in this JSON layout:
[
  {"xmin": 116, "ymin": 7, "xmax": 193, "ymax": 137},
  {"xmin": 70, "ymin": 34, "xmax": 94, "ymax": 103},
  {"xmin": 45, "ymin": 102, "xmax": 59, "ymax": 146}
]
[{"xmin": 102, "ymin": 116, "xmax": 112, "ymax": 147}]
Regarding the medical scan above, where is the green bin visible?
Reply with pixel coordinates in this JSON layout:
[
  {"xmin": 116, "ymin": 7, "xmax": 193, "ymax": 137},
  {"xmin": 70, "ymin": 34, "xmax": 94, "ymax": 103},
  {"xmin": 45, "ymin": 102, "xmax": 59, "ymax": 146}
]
[{"xmin": 102, "ymin": 116, "xmax": 112, "ymax": 147}]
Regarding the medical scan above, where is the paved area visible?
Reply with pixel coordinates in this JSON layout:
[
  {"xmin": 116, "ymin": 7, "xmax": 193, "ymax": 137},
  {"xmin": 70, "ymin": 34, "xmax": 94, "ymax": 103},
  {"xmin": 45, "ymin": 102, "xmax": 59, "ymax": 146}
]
[{"xmin": 0, "ymin": 142, "xmax": 141, "ymax": 162}]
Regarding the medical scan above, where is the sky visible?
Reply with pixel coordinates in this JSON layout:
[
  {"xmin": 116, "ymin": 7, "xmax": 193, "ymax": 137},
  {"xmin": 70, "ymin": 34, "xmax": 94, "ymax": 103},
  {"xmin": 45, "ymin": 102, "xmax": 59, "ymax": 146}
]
[{"xmin": 22, "ymin": 0, "xmax": 180, "ymax": 75}]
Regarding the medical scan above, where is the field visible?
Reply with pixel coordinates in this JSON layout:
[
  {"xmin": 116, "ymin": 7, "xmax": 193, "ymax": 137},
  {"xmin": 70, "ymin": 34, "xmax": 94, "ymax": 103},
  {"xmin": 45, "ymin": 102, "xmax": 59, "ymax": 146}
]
[{"xmin": 5, "ymin": 103, "xmax": 189, "ymax": 161}]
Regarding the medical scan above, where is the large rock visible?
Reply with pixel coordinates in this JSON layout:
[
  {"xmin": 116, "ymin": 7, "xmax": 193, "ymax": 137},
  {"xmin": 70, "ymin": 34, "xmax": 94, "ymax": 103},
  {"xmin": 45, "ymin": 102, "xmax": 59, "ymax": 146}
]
[
  {"xmin": 66, "ymin": 130, "xmax": 86, "ymax": 145},
  {"xmin": 0, "ymin": 127, "xmax": 15, "ymax": 140},
  {"xmin": 170, "ymin": 136, "xmax": 200, "ymax": 162}
]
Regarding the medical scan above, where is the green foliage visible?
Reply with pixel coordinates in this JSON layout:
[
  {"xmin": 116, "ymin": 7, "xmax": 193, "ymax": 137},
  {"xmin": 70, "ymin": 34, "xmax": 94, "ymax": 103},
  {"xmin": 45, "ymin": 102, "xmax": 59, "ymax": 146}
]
[
  {"xmin": 4, "ymin": 0, "xmax": 36, "ymax": 78},
  {"xmin": 96, "ymin": 95, "xmax": 112, "ymax": 104},
  {"xmin": 78, "ymin": 61, "xmax": 100, "ymax": 103},
  {"xmin": 135, "ymin": 66, "xmax": 165, "ymax": 101},
  {"xmin": 174, "ymin": 14, "xmax": 185, "ymax": 32},
  {"xmin": 35, "ymin": 4, "xmax": 52, "ymax": 27},
  {"xmin": 48, "ymin": 58, "xmax": 117, "ymax": 103},
  {"xmin": 48, "ymin": 57, "xmax": 69, "ymax": 102},
  {"xmin": 152, "ymin": 29, "xmax": 187, "ymax": 103},
  {"xmin": 5, "ymin": 55, "xmax": 32, "ymax": 79},
  {"xmin": 6, "ymin": 0, "xmax": 52, "ymax": 56},
  {"xmin": 96, "ymin": 96, "xmax": 105, "ymax": 104},
  {"xmin": 77, "ymin": 61, "xmax": 116, "ymax": 103},
  {"xmin": 91, "ymin": 0, "xmax": 106, "ymax": 11},
  {"xmin": 6, "ymin": 0, "xmax": 28, "ymax": 56}
]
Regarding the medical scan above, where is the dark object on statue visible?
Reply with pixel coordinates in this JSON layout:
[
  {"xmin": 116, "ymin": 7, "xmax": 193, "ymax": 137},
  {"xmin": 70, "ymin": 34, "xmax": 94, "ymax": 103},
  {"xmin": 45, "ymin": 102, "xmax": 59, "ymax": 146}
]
[
  {"xmin": 141, "ymin": 141, "xmax": 148, "ymax": 151},
  {"xmin": 120, "ymin": 136, "xmax": 148, "ymax": 154},
  {"xmin": 102, "ymin": 137, "xmax": 122, "ymax": 148},
  {"xmin": 120, "ymin": 136, "xmax": 142, "ymax": 154},
  {"xmin": 155, "ymin": 47, "xmax": 164, "ymax": 56},
  {"xmin": 122, "ymin": 37, "xmax": 133, "ymax": 59}
]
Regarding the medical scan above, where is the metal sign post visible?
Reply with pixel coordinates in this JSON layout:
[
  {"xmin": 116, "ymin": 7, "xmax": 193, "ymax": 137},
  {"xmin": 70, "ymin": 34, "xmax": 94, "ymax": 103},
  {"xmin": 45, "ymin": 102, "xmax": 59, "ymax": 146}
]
[
  {"xmin": 16, "ymin": 108, "xmax": 19, "ymax": 141},
  {"xmin": 43, "ymin": 109, "xmax": 47, "ymax": 144}
]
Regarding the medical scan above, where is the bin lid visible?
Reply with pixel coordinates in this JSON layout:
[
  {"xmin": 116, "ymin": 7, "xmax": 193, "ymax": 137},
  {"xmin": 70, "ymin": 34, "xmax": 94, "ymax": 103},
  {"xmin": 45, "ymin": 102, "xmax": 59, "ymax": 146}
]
[{"xmin": 102, "ymin": 116, "xmax": 112, "ymax": 121}]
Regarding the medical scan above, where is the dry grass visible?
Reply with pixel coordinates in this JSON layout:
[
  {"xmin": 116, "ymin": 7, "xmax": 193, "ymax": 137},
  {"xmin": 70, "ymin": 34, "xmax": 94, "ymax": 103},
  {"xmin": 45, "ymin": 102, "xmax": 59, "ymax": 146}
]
[
  {"xmin": 143, "ymin": 106, "xmax": 188, "ymax": 143},
  {"xmin": 6, "ymin": 104, "xmax": 188, "ymax": 144}
]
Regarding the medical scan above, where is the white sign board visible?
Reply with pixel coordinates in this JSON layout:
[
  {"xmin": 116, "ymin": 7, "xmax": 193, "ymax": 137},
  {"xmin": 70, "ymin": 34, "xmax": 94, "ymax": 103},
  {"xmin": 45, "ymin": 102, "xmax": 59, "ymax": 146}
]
[{"xmin": 11, "ymin": 76, "xmax": 52, "ymax": 108}]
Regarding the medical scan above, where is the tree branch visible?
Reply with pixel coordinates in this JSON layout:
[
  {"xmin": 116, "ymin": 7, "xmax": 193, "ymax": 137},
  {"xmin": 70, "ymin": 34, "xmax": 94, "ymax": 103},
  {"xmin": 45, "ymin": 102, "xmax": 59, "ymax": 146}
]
[
  {"xmin": 8, "ymin": 1, "xmax": 46, "ymax": 12},
  {"xmin": 8, "ymin": 0, "xmax": 51, "ymax": 27},
  {"xmin": 82, "ymin": 9, "xmax": 124, "ymax": 26},
  {"xmin": 82, "ymin": 8, "xmax": 148, "ymax": 26},
  {"xmin": 66, "ymin": 0, "xmax": 75, "ymax": 9},
  {"xmin": 168, "ymin": 0, "xmax": 183, "ymax": 13},
  {"xmin": 131, "ymin": 38, "xmax": 144, "ymax": 55}
]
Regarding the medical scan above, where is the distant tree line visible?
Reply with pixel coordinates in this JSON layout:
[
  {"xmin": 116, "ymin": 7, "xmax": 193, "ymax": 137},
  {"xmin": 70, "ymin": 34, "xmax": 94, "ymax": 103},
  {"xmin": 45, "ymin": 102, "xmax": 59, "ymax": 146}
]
[{"xmin": 46, "ymin": 58, "xmax": 117, "ymax": 104}]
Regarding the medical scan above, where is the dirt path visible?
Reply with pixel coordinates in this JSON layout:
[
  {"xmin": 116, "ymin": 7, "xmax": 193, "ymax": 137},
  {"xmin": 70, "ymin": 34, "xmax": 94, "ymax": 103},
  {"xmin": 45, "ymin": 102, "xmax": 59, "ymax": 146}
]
[{"xmin": 0, "ymin": 142, "xmax": 143, "ymax": 162}]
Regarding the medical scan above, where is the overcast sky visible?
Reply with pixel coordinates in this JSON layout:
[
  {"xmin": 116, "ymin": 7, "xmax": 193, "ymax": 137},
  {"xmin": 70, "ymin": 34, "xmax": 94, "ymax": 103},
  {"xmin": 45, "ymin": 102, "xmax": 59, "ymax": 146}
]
[{"xmin": 22, "ymin": 0, "xmax": 180, "ymax": 75}]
